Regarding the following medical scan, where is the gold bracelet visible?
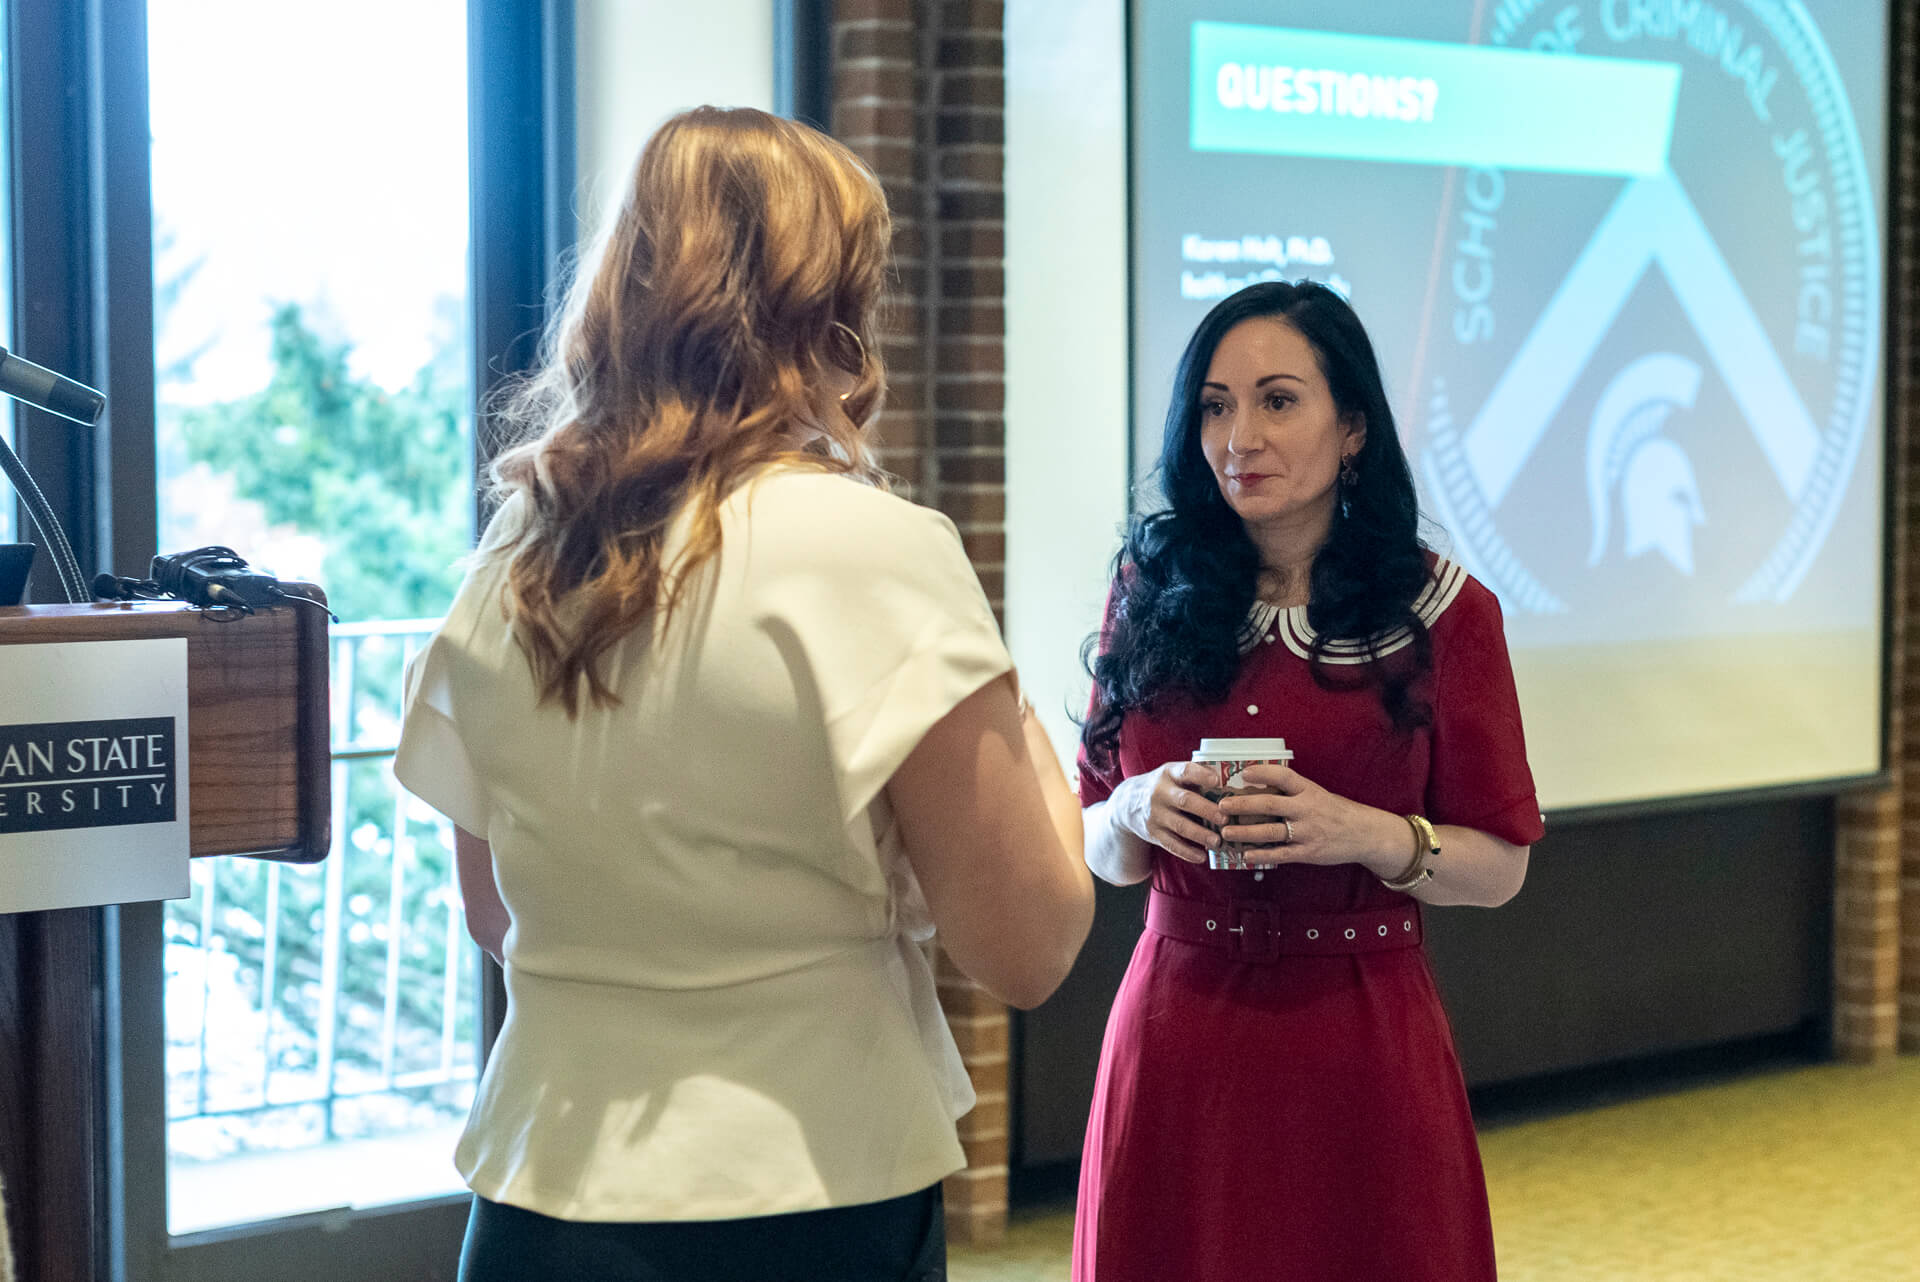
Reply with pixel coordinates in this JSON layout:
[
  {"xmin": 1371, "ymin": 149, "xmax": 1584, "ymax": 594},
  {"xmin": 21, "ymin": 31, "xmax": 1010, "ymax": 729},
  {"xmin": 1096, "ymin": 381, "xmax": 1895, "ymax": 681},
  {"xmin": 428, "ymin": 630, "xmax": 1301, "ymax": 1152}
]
[{"xmin": 1381, "ymin": 814, "xmax": 1439, "ymax": 891}]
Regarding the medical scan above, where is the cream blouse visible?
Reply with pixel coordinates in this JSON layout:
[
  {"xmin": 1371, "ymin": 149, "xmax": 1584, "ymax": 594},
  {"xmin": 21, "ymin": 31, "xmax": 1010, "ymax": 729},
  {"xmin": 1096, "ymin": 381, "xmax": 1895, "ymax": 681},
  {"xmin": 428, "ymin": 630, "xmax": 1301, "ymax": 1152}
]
[{"xmin": 394, "ymin": 467, "xmax": 1011, "ymax": 1221}]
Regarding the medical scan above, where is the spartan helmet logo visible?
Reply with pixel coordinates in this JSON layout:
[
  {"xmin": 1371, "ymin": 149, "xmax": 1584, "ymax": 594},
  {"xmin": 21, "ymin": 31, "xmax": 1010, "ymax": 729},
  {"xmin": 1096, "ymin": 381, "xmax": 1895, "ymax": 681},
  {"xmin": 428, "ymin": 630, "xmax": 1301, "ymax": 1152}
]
[{"xmin": 1586, "ymin": 353, "xmax": 1706, "ymax": 576}]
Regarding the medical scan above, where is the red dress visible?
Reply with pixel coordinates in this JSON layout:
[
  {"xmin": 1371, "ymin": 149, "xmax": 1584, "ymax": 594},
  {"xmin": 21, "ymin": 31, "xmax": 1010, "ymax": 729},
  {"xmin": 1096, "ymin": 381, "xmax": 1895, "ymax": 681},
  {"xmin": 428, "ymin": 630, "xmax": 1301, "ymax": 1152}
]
[{"xmin": 1072, "ymin": 563, "xmax": 1545, "ymax": 1282}]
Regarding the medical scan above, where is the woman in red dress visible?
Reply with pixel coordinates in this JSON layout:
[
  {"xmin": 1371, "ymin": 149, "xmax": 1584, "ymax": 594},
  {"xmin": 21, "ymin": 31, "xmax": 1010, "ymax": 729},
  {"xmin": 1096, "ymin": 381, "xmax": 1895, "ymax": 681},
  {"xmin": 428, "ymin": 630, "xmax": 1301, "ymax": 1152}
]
[{"xmin": 1072, "ymin": 281, "xmax": 1544, "ymax": 1282}]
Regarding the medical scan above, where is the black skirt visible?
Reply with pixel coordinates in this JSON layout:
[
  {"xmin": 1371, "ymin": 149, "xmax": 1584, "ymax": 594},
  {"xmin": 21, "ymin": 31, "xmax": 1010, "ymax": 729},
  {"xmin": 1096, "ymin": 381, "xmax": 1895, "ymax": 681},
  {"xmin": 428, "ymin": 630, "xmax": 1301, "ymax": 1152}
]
[{"xmin": 458, "ymin": 1184, "xmax": 945, "ymax": 1282}]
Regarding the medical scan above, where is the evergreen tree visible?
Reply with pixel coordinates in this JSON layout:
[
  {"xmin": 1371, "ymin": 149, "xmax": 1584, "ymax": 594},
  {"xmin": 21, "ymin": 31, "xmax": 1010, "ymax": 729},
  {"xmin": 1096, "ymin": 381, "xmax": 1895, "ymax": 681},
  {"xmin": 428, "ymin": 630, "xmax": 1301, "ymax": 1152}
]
[{"xmin": 172, "ymin": 303, "xmax": 471, "ymax": 623}]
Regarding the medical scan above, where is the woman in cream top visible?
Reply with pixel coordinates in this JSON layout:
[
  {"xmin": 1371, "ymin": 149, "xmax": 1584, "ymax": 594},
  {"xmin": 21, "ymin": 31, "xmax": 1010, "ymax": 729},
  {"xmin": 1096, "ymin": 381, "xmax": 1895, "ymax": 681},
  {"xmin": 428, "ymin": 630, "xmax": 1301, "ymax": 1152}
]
[
  {"xmin": 399, "ymin": 471, "xmax": 1009, "ymax": 1216},
  {"xmin": 396, "ymin": 108, "xmax": 1090, "ymax": 1282}
]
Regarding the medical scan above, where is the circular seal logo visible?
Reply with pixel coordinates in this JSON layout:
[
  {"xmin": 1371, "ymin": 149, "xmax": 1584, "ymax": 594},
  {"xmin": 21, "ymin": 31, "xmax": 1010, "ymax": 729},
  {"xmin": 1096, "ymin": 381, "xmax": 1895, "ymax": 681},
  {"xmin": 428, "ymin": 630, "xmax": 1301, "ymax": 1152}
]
[{"xmin": 1419, "ymin": 1, "xmax": 1880, "ymax": 623}]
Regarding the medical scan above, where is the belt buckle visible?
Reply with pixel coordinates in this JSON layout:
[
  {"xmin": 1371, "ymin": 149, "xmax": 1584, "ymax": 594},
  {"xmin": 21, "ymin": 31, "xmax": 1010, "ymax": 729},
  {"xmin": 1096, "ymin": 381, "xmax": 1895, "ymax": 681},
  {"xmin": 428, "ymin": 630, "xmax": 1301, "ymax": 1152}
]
[{"xmin": 1227, "ymin": 903, "xmax": 1279, "ymax": 962}]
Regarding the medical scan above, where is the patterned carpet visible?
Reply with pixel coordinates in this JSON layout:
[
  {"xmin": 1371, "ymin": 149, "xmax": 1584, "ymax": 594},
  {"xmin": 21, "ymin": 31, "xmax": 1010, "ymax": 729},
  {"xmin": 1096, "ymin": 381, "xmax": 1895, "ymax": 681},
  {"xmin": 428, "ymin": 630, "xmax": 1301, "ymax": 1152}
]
[{"xmin": 951, "ymin": 1056, "xmax": 1920, "ymax": 1281}]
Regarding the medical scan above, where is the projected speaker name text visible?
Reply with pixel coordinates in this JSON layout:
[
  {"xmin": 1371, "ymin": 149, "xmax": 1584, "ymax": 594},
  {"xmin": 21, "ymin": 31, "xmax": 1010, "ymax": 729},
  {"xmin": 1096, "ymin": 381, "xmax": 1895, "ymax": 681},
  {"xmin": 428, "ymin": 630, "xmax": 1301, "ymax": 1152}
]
[{"xmin": 1179, "ymin": 233, "xmax": 1344, "ymax": 301}]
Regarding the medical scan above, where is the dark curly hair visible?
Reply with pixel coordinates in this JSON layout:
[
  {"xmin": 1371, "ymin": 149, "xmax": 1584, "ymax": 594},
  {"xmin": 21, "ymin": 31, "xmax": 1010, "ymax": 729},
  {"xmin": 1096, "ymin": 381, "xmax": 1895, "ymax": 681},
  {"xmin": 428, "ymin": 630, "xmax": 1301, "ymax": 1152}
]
[{"xmin": 1082, "ymin": 281, "xmax": 1432, "ymax": 778}]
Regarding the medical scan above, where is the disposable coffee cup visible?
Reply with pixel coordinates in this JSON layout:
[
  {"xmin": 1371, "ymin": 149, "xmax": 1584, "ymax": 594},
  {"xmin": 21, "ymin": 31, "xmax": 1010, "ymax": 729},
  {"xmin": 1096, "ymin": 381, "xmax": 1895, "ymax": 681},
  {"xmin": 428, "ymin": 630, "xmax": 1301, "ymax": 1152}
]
[{"xmin": 1191, "ymin": 738, "xmax": 1293, "ymax": 870}]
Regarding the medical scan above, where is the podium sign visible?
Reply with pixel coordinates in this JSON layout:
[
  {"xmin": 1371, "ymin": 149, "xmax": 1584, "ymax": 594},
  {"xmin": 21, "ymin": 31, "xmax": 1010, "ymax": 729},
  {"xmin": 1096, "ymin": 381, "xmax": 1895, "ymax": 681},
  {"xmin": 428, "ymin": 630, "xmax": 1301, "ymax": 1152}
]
[{"xmin": 0, "ymin": 638, "xmax": 190, "ymax": 911}]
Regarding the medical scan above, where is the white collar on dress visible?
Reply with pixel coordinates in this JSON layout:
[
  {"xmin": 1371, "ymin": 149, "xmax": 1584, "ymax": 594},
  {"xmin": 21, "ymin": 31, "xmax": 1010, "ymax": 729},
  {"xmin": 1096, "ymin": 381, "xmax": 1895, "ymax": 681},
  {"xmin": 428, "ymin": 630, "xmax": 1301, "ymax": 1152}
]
[{"xmin": 1238, "ymin": 558, "xmax": 1467, "ymax": 664}]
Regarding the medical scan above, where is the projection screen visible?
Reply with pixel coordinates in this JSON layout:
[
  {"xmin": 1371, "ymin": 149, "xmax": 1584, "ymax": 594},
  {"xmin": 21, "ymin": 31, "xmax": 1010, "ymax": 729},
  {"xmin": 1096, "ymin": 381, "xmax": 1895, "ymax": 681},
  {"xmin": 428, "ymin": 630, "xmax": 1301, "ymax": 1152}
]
[{"xmin": 1129, "ymin": 1, "xmax": 1890, "ymax": 810}]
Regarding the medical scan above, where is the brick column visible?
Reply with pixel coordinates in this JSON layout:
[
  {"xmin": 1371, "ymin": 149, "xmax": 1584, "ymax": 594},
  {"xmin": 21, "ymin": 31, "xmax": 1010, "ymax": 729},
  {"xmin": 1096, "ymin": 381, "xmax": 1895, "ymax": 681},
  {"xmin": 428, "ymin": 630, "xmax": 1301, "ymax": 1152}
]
[
  {"xmin": 833, "ymin": 0, "xmax": 1013, "ymax": 1246},
  {"xmin": 1836, "ymin": 786, "xmax": 1902, "ymax": 1060},
  {"xmin": 1896, "ymin": 0, "xmax": 1920, "ymax": 1055},
  {"xmin": 1835, "ymin": 0, "xmax": 1917, "ymax": 1063},
  {"xmin": 833, "ymin": 0, "xmax": 931, "ymax": 495},
  {"xmin": 936, "ymin": 951, "xmax": 1013, "ymax": 1245},
  {"xmin": 927, "ymin": 5, "xmax": 1011, "ymax": 1244},
  {"xmin": 927, "ymin": 1, "xmax": 1009, "ymax": 618}
]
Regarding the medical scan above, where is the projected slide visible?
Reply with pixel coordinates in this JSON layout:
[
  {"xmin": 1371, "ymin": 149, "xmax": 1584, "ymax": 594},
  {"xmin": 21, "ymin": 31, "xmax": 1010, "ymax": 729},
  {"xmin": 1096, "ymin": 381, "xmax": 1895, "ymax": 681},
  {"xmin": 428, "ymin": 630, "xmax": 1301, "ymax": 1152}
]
[{"xmin": 1131, "ymin": 2, "xmax": 1887, "ymax": 807}]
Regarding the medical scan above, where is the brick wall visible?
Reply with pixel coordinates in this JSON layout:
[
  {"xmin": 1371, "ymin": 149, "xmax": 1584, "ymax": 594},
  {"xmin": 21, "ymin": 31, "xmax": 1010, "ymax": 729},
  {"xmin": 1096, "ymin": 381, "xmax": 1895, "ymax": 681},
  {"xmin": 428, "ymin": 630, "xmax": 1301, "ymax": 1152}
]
[
  {"xmin": 1794, "ymin": 7, "xmax": 1920, "ymax": 1069},
  {"xmin": 1836, "ymin": 0, "xmax": 1908, "ymax": 1052},
  {"xmin": 832, "ymin": 0, "xmax": 1013, "ymax": 1246},
  {"xmin": 833, "ymin": 2, "xmax": 929, "ymax": 494},
  {"xmin": 1841, "ymin": 0, "xmax": 1920, "ymax": 1063},
  {"xmin": 1897, "ymin": 0, "xmax": 1920, "ymax": 1055},
  {"xmin": 1836, "ymin": 786, "xmax": 1902, "ymax": 1060}
]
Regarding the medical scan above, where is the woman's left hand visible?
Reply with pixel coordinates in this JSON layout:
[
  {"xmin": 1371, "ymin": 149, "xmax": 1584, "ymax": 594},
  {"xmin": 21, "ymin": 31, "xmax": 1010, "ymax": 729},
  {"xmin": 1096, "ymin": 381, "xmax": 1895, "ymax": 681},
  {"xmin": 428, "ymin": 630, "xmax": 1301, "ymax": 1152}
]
[{"xmin": 1215, "ymin": 764, "xmax": 1407, "ymax": 871}]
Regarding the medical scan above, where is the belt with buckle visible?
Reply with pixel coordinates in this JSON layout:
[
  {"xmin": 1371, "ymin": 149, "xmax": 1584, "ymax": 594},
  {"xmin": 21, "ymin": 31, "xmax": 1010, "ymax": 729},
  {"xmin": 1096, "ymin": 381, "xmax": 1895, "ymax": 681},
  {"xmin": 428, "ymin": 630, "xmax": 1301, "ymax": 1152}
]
[{"xmin": 1145, "ymin": 889, "xmax": 1422, "ymax": 964}]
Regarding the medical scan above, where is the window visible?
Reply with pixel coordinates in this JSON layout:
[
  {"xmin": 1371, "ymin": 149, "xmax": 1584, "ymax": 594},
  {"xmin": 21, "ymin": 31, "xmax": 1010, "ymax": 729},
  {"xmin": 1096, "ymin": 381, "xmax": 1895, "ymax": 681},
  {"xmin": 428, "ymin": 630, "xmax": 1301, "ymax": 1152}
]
[{"xmin": 148, "ymin": 0, "xmax": 480, "ymax": 1235}]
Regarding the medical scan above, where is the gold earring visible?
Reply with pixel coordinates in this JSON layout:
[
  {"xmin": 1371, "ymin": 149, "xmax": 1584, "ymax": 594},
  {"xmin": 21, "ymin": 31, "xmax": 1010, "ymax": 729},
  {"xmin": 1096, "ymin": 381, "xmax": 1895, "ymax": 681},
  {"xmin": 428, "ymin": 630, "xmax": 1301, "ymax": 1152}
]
[
  {"xmin": 831, "ymin": 322, "xmax": 867, "ymax": 395},
  {"xmin": 837, "ymin": 320, "xmax": 875, "ymax": 401}
]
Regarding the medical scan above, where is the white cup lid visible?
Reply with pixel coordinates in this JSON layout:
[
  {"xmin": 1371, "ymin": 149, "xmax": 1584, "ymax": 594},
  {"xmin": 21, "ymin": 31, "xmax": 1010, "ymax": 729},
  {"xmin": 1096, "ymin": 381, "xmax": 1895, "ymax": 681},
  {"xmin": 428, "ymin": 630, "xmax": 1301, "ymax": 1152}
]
[{"xmin": 1192, "ymin": 737, "xmax": 1292, "ymax": 761}]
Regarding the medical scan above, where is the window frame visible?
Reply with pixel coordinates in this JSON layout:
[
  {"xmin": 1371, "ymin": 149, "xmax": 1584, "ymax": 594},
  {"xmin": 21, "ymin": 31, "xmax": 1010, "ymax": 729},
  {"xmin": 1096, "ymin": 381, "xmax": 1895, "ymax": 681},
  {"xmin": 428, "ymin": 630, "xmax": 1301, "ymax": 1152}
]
[{"xmin": 3, "ymin": 2, "xmax": 152, "ymax": 1279}]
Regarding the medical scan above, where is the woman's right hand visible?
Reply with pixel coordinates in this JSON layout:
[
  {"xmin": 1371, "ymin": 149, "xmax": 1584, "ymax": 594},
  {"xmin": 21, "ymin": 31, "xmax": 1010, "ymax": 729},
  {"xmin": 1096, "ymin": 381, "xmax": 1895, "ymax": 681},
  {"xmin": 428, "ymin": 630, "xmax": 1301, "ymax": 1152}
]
[{"xmin": 1110, "ymin": 763, "xmax": 1229, "ymax": 865}]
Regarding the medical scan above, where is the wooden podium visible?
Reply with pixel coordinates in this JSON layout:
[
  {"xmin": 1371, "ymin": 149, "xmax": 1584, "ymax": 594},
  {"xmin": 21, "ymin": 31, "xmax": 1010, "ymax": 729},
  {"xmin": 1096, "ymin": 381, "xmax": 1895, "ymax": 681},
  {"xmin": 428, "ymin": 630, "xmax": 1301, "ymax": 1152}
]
[{"xmin": 0, "ymin": 598, "xmax": 330, "ymax": 1282}]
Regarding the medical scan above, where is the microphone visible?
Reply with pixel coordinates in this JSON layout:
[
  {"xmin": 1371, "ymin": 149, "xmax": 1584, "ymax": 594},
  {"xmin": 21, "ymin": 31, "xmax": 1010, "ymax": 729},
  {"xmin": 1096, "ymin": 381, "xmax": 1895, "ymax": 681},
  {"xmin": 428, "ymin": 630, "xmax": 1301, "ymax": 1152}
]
[
  {"xmin": 0, "ymin": 346, "xmax": 104, "ymax": 602},
  {"xmin": 0, "ymin": 345, "xmax": 106, "ymax": 426}
]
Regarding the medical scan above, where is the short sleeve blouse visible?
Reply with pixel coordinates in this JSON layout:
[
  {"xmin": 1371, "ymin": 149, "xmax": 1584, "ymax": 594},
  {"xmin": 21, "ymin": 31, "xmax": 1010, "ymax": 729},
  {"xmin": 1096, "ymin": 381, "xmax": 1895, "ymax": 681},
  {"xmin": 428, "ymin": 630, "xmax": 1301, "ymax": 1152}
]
[{"xmin": 394, "ymin": 467, "xmax": 1012, "ymax": 1221}]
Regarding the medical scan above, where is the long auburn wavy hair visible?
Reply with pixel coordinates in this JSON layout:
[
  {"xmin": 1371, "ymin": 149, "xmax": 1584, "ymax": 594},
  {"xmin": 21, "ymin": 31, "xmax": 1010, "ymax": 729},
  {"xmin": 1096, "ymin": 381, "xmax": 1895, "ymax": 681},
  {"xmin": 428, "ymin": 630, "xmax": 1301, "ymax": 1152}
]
[
  {"xmin": 1082, "ymin": 281, "xmax": 1433, "ymax": 778},
  {"xmin": 479, "ymin": 107, "xmax": 893, "ymax": 714}
]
